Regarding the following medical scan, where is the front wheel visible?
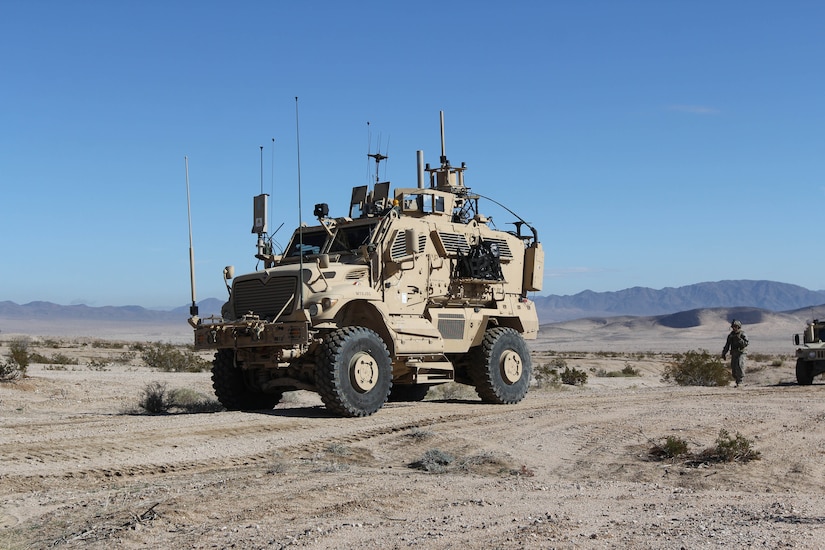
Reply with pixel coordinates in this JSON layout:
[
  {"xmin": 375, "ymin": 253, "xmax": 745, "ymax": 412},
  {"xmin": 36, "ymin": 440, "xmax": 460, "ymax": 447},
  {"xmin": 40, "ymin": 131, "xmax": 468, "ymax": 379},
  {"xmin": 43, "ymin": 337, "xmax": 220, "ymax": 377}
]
[
  {"xmin": 796, "ymin": 358, "xmax": 815, "ymax": 386},
  {"xmin": 211, "ymin": 349, "xmax": 282, "ymax": 410},
  {"xmin": 469, "ymin": 327, "xmax": 532, "ymax": 404},
  {"xmin": 315, "ymin": 327, "xmax": 393, "ymax": 417}
]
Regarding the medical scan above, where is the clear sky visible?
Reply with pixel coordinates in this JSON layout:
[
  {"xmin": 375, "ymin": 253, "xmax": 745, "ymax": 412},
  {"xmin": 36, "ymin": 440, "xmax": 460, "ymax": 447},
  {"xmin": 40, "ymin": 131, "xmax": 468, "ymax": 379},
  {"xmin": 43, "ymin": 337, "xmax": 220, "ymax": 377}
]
[{"xmin": 2, "ymin": 1, "xmax": 823, "ymax": 308}]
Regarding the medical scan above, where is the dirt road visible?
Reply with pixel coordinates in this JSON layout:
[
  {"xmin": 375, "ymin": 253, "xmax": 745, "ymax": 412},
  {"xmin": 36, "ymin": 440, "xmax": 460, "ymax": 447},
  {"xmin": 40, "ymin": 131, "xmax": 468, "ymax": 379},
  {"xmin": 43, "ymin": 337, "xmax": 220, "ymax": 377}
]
[{"xmin": 2, "ymin": 345, "xmax": 825, "ymax": 549}]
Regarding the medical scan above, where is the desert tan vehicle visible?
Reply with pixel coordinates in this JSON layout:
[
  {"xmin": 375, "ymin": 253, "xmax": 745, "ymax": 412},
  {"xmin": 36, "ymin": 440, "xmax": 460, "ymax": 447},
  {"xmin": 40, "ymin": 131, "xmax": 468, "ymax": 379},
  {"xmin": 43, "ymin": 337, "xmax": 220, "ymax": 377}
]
[
  {"xmin": 190, "ymin": 113, "xmax": 544, "ymax": 416},
  {"xmin": 794, "ymin": 319, "xmax": 825, "ymax": 385}
]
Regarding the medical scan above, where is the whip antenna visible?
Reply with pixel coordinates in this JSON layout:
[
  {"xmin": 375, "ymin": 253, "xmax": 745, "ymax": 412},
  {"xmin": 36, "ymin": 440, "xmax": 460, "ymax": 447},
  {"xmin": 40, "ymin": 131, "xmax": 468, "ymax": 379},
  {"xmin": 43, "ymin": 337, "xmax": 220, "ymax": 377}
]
[
  {"xmin": 184, "ymin": 156, "xmax": 199, "ymax": 320},
  {"xmin": 295, "ymin": 96, "xmax": 304, "ymax": 310}
]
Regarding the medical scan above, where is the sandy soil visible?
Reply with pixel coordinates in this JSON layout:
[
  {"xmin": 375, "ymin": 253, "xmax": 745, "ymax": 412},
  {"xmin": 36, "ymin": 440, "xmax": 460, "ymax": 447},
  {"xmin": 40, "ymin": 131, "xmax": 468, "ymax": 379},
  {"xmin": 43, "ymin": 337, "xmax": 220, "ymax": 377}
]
[{"xmin": 2, "ymin": 323, "xmax": 825, "ymax": 549}]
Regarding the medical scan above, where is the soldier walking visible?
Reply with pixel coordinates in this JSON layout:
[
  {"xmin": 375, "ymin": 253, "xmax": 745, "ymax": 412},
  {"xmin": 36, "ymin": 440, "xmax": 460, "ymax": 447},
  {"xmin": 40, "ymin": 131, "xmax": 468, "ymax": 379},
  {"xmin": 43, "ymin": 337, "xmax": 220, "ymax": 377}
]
[{"xmin": 722, "ymin": 319, "xmax": 748, "ymax": 387}]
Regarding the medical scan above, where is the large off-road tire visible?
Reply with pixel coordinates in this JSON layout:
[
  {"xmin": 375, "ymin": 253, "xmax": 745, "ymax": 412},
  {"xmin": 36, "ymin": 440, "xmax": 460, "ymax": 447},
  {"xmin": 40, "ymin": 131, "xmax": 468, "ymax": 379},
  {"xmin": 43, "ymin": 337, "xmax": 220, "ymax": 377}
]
[
  {"xmin": 796, "ymin": 358, "xmax": 815, "ymax": 386},
  {"xmin": 211, "ymin": 349, "xmax": 282, "ymax": 410},
  {"xmin": 315, "ymin": 327, "xmax": 393, "ymax": 417},
  {"xmin": 388, "ymin": 384, "xmax": 430, "ymax": 402},
  {"xmin": 469, "ymin": 327, "xmax": 532, "ymax": 404}
]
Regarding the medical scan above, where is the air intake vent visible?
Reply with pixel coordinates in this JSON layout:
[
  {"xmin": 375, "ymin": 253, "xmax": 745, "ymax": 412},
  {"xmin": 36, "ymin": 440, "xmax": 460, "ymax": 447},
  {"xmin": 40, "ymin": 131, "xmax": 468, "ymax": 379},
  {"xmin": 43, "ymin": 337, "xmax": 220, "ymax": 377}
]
[
  {"xmin": 435, "ymin": 232, "xmax": 470, "ymax": 256},
  {"xmin": 346, "ymin": 269, "xmax": 368, "ymax": 280},
  {"xmin": 437, "ymin": 313, "xmax": 465, "ymax": 339},
  {"xmin": 390, "ymin": 231, "xmax": 427, "ymax": 261},
  {"xmin": 233, "ymin": 277, "xmax": 296, "ymax": 320},
  {"xmin": 483, "ymin": 237, "xmax": 513, "ymax": 259}
]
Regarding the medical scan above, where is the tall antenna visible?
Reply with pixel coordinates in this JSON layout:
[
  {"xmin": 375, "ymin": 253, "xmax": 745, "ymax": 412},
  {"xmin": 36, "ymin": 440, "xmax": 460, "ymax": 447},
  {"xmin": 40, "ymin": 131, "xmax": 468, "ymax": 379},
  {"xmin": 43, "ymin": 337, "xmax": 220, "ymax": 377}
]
[
  {"xmin": 259, "ymin": 145, "xmax": 264, "ymax": 194},
  {"xmin": 271, "ymin": 137, "xmax": 275, "ymax": 196},
  {"xmin": 184, "ymin": 156, "xmax": 198, "ymax": 319},
  {"xmin": 295, "ymin": 96, "xmax": 304, "ymax": 310}
]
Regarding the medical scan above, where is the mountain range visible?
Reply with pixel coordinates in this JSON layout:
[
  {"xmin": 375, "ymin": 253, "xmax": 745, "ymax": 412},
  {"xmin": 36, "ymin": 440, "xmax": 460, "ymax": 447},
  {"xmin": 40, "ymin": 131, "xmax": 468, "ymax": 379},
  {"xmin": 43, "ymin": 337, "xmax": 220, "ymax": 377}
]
[
  {"xmin": 533, "ymin": 280, "xmax": 825, "ymax": 322},
  {"xmin": 1, "ymin": 280, "xmax": 823, "ymax": 326}
]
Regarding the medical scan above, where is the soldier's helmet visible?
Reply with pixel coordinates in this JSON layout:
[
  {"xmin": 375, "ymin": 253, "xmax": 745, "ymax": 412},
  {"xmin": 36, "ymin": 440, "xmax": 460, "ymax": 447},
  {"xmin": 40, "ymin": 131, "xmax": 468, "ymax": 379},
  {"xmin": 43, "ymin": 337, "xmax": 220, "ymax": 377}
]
[{"xmin": 731, "ymin": 319, "xmax": 742, "ymax": 329}]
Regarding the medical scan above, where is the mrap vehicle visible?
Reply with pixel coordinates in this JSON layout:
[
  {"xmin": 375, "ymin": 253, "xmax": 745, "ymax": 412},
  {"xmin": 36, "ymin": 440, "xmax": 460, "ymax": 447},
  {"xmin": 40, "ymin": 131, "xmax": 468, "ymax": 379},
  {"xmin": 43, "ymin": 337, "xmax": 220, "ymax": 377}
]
[
  {"xmin": 794, "ymin": 319, "xmax": 825, "ymax": 385},
  {"xmin": 190, "ymin": 113, "xmax": 544, "ymax": 417}
]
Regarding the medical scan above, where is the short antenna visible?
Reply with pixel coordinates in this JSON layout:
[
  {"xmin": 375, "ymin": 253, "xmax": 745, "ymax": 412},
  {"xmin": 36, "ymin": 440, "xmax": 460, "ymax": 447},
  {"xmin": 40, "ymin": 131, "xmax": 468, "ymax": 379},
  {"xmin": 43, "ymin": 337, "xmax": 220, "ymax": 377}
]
[
  {"xmin": 295, "ymin": 96, "xmax": 304, "ymax": 310},
  {"xmin": 184, "ymin": 156, "xmax": 199, "ymax": 320}
]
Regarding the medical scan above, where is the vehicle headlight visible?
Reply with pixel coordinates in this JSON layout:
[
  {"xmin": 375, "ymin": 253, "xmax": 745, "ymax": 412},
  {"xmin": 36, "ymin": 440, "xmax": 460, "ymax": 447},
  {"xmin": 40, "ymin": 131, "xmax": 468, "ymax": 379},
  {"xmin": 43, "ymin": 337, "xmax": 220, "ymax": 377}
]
[
  {"xmin": 308, "ymin": 303, "xmax": 320, "ymax": 316},
  {"xmin": 321, "ymin": 297, "xmax": 339, "ymax": 309},
  {"xmin": 809, "ymin": 351, "xmax": 817, "ymax": 359}
]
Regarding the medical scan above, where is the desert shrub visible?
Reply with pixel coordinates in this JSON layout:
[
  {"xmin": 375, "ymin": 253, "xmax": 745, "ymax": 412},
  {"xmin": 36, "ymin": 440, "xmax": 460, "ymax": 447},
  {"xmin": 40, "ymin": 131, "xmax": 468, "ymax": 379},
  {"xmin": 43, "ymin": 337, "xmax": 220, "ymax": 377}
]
[
  {"xmin": 596, "ymin": 363, "xmax": 641, "ymax": 378},
  {"xmin": 662, "ymin": 349, "xmax": 730, "ymax": 387},
  {"xmin": 699, "ymin": 429, "xmax": 761, "ymax": 463},
  {"xmin": 166, "ymin": 387, "xmax": 223, "ymax": 413},
  {"xmin": 7, "ymin": 338, "xmax": 30, "ymax": 371},
  {"xmin": 560, "ymin": 366, "xmax": 588, "ymax": 386},
  {"xmin": 649, "ymin": 436, "xmax": 690, "ymax": 460},
  {"xmin": 534, "ymin": 363, "xmax": 561, "ymax": 388},
  {"xmin": 138, "ymin": 383, "xmax": 221, "ymax": 414},
  {"xmin": 139, "ymin": 381, "xmax": 171, "ymax": 414},
  {"xmin": 0, "ymin": 361, "xmax": 23, "ymax": 381},
  {"xmin": 410, "ymin": 449, "xmax": 455, "ymax": 473},
  {"xmin": 87, "ymin": 358, "xmax": 110, "ymax": 371},
  {"xmin": 141, "ymin": 342, "xmax": 210, "ymax": 372},
  {"xmin": 92, "ymin": 340, "xmax": 126, "ymax": 349},
  {"xmin": 1, "ymin": 338, "xmax": 31, "ymax": 381},
  {"xmin": 113, "ymin": 351, "xmax": 137, "ymax": 364}
]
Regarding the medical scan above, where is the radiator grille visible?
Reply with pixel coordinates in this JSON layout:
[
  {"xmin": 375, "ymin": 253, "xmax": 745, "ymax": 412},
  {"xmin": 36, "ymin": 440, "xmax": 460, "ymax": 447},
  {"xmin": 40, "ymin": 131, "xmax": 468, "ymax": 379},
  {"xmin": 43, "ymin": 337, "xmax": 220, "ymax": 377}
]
[{"xmin": 232, "ymin": 277, "xmax": 296, "ymax": 320}]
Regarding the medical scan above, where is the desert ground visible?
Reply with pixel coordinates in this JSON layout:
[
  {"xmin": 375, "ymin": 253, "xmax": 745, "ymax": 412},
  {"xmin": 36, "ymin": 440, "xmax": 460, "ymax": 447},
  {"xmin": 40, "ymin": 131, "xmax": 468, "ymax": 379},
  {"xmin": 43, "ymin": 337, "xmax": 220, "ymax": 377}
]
[{"xmin": 2, "ymin": 314, "xmax": 825, "ymax": 549}]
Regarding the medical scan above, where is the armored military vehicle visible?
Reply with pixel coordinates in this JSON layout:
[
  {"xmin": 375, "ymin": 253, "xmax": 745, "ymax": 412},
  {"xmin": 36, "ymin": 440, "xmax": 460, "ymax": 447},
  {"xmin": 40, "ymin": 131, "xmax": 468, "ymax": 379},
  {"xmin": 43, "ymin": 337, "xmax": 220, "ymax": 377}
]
[
  {"xmin": 794, "ymin": 319, "xmax": 825, "ymax": 385},
  {"xmin": 190, "ymin": 113, "xmax": 544, "ymax": 416}
]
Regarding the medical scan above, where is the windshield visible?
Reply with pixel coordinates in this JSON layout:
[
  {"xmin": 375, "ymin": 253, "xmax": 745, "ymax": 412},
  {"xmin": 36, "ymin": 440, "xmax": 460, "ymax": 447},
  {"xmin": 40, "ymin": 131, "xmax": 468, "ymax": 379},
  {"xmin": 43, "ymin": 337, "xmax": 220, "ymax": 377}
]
[
  {"xmin": 328, "ymin": 223, "xmax": 377, "ymax": 253},
  {"xmin": 286, "ymin": 229, "xmax": 328, "ymax": 257}
]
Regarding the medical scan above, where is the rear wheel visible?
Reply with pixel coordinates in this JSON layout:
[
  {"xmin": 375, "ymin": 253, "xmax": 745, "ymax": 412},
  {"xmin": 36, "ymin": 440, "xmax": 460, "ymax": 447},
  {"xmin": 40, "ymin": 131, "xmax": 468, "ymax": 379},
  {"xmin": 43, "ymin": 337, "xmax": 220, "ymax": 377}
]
[
  {"xmin": 211, "ymin": 349, "xmax": 282, "ymax": 410},
  {"xmin": 470, "ymin": 327, "xmax": 532, "ymax": 404},
  {"xmin": 315, "ymin": 327, "xmax": 392, "ymax": 417},
  {"xmin": 796, "ymin": 358, "xmax": 815, "ymax": 386}
]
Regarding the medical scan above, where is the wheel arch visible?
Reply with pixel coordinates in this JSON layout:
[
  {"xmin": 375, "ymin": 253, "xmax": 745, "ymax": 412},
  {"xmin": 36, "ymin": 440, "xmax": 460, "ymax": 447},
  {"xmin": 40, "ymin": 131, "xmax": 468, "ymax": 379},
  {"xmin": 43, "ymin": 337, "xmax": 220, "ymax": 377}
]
[{"xmin": 335, "ymin": 300, "xmax": 396, "ymax": 355}]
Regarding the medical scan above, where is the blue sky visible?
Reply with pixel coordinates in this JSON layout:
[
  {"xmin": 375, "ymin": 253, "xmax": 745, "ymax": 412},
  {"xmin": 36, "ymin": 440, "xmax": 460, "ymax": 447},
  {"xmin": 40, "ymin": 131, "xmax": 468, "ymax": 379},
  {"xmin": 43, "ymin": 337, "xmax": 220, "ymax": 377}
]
[{"xmin": 2, "ymin": 1, "xmax": 823, "ymax": 308}]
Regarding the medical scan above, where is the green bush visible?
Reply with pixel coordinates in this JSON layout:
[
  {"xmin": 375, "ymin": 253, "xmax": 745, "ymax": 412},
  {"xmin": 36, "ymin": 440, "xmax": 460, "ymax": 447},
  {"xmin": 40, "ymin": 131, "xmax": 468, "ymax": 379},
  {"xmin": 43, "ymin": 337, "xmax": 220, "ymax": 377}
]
[
  {"xmin": 409, "ymin": 449, "xmax": 455, "ymax": 473},
  {"xmin": 649, "ymin": 435, "xmax": 690, "ymax": 459},
  {"xmin": 139, "ymin": 381, "xmax": 171, "ymax": 414},
  {"xmin": 138, "ymin": 383, "xmax": 221, "ymax": 414},
  {"xmin": 662, "ymin": 349, "xmax": 731, "ymax": 387},
  {"xmin": 560, "ymin": 366, "xmax": 588, "ymax": 386},
  {"xmin": 141, "ymin": 342, "xmax": 210, "ymax": 372},
  {"xmin": 700, "ymin": 429, "xmax": 761, "ymax": 463}
]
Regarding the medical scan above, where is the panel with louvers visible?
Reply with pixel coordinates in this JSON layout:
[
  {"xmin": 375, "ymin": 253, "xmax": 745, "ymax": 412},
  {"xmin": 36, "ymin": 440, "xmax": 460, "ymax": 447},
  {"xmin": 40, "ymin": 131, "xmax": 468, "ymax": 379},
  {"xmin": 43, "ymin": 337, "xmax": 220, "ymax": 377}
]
[
  {"xmin": 435, "ymin": 231, "xmax": 470, "ymax": 257},
  {"xmin": 389, "ymin": 231, "xmax": 427, "ymax": 262}
]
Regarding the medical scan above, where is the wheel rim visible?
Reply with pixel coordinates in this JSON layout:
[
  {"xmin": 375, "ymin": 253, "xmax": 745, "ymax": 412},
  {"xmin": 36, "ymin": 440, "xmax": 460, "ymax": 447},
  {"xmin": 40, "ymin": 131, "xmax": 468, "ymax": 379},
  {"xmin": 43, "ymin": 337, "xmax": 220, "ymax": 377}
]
[
  {"xmin": 499, "ymin": 349, "xmax": 523, "ymax": 384},
  {"xmin": 349, "ymin": 351, "xmax": 379, "ymax": 392}
]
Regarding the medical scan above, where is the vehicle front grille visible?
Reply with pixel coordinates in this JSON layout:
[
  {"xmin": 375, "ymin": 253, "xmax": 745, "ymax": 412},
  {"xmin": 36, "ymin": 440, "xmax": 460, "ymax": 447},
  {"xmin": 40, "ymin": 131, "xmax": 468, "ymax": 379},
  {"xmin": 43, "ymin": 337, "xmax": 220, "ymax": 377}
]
[{"xmin": 232, "ymin": 277, "xmax": 297, "ymax": 320}]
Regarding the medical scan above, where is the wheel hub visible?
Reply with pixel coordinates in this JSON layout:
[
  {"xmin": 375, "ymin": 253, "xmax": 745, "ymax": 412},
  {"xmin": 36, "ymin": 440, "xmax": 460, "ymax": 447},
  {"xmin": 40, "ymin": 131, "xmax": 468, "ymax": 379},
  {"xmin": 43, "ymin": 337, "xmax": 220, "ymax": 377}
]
[
  {"xmin": 500, "ymin": 350, "xmax": 523, "ymax": 384},
  {"xmin": 350, "ymin": 351, "xmax": 379, "ymax": 392}
]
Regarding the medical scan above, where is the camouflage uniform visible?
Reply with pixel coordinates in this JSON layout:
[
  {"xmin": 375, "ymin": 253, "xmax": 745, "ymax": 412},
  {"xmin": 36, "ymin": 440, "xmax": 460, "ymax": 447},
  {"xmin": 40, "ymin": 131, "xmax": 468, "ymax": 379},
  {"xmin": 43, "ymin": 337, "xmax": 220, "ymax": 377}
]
[{"xmin": 722, "ymin": 320, "xmax": 748, "ymax": 386}]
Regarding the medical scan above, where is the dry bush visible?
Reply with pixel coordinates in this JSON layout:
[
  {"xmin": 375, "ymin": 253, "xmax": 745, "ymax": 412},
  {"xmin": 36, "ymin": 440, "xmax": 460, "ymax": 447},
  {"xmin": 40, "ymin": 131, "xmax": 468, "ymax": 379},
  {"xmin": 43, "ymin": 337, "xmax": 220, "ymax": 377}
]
[
  {"xmin": 141, "ymin": 342, "xmax": 210, "ymax": 372},
  {"xmin": 662, "ymin": 349, "xmax": 730, "ymax": 387}
]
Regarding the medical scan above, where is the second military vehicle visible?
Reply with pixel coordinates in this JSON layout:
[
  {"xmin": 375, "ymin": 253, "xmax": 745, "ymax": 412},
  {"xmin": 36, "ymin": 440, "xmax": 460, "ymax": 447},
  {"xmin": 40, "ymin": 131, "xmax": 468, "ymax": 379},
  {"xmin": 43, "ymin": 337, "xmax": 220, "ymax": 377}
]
[
  {"xmin": 190, "ymin": 112, "xmax": 544, "ymax": 417},
  {"xmin": 794, "ymin": 319, "xmax": 825, "ymax": 385}
]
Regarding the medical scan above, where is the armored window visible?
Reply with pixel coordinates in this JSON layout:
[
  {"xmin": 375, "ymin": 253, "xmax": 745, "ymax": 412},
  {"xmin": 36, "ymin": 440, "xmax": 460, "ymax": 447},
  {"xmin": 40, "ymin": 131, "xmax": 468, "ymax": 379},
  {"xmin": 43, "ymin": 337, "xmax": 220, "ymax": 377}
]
[
  {"xmin": 329, "ymin": 223, "xmax": 377, "ymax": 253},
  {"xmin": 286, "ymin": 229, "xmax": 327, "ymax": 257}
]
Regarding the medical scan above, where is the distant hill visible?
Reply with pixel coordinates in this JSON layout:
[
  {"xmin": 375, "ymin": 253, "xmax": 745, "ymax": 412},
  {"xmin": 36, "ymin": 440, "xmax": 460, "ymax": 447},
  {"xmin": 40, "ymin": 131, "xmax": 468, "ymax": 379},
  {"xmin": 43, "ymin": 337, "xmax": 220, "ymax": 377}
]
[
  {"xmin": 0, "ymin": 298, "xmax": 225, "ymax": 323},
  {"xmin": 1, "ymin": 280, "xmax": 823, "ymax": 326},
  {"xmin": 533, "ymin": 280, "xmax": 825, "ymax": 323}
]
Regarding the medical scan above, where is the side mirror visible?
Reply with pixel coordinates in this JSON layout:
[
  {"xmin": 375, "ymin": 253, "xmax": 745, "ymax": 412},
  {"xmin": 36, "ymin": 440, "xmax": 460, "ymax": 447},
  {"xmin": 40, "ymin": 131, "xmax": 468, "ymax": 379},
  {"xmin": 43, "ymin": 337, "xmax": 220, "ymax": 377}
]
[
  {"xmin": 318, "ymin": 254, "xmax": 330, "ymax": 269},
  {"xmin": 794, "ymin": 334, "xmax": 800, "ymax": 346},
  {"xmin": 224, "ymin": 265, "xmax": 235, "ymax": 280}
]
